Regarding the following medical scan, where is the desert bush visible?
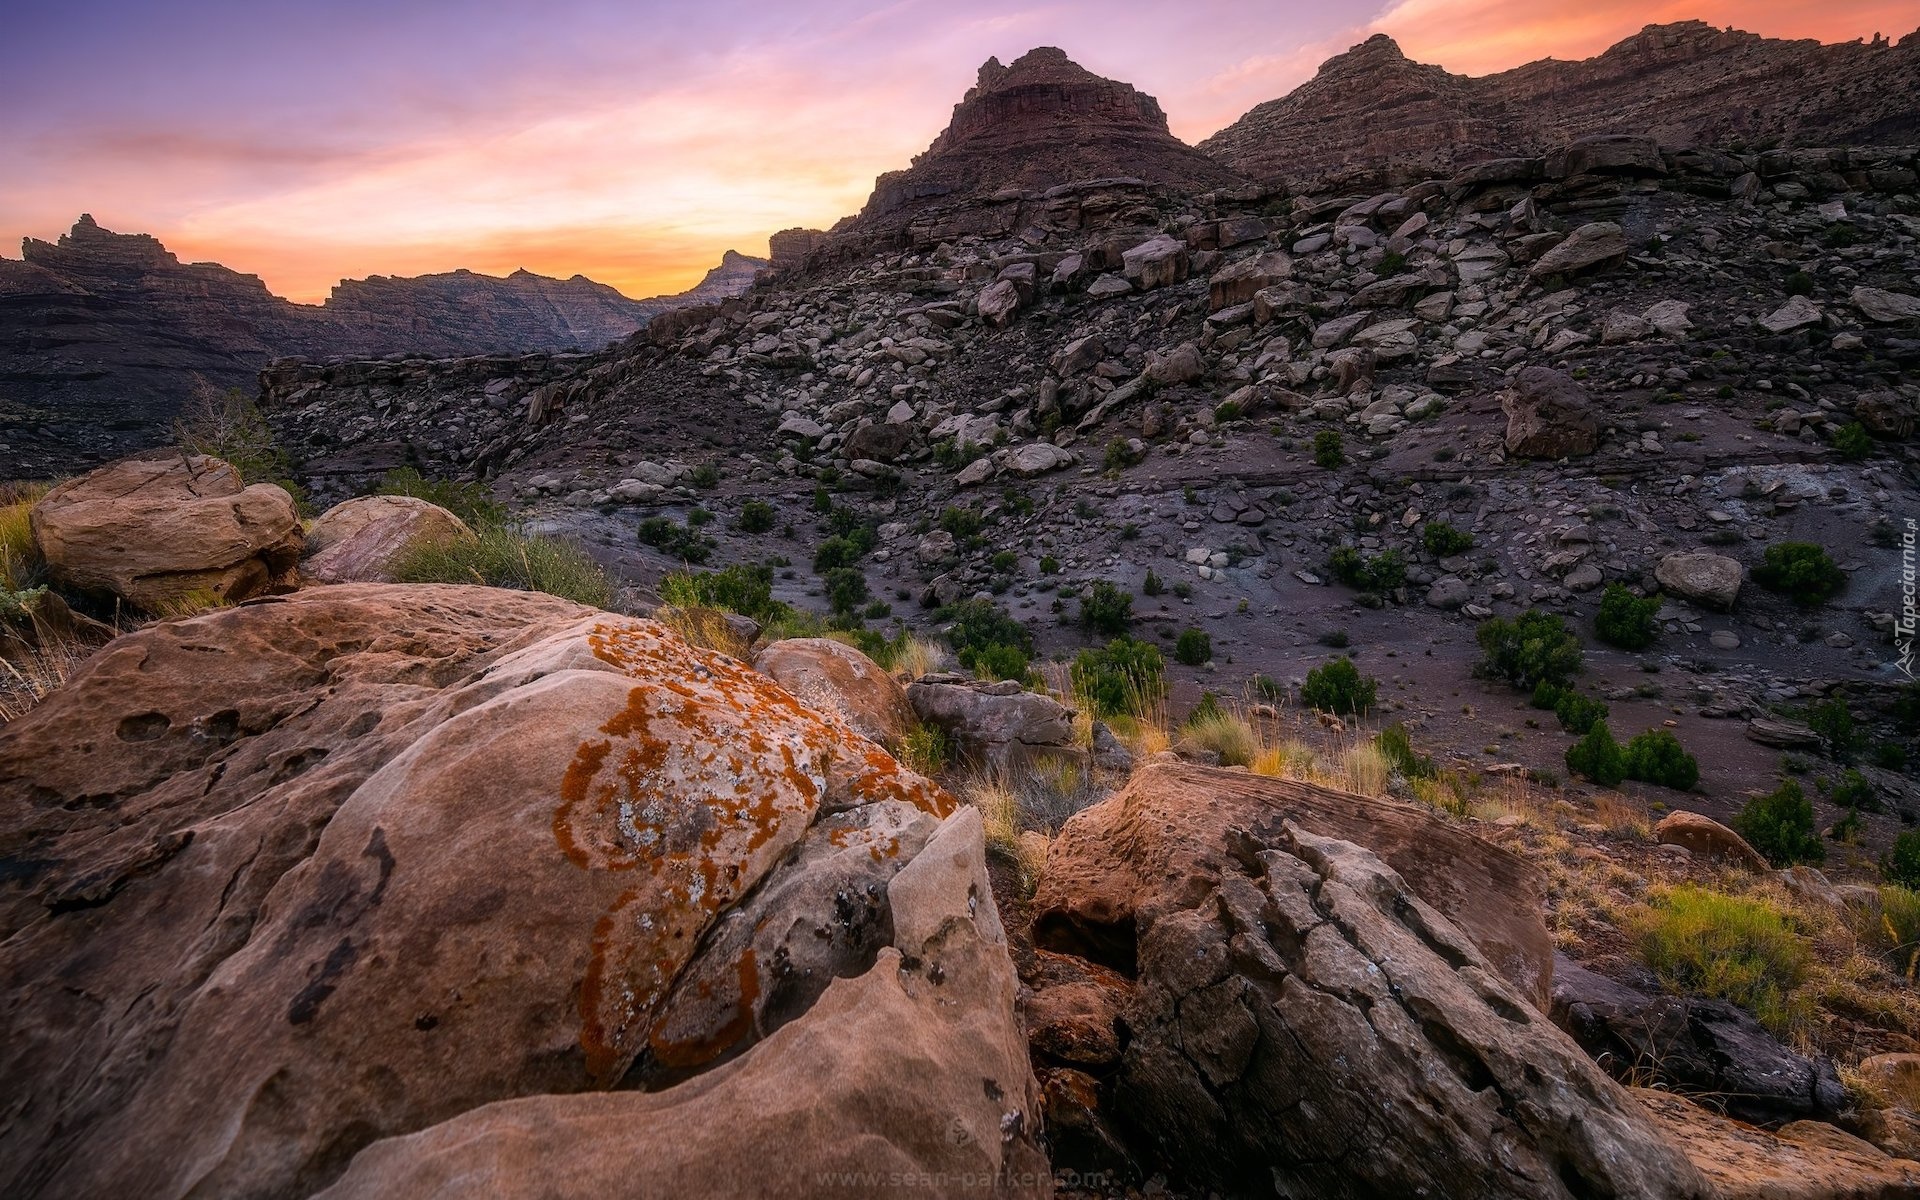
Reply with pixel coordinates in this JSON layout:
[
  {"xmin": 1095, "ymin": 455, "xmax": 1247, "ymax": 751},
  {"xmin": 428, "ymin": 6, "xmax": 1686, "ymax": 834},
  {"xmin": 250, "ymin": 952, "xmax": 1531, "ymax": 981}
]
[
  {"xmin": 823, "ymin": 567, "xmax": 869, "ymax": 615},
  {"xmin": 1753, "ymin": 541, "xmax": 1845, "ymax": 607},
  {"xmin": 1475, "ymin": 609, "xmax": 1583, "ymax": 690},
  {"xmin": 937, "ymin": 505, "xmax": 984, "ymax": 540},
  {"xmin": 1830, "ymin": 768, "xmax": 1879, "ymax": 813},
  {"xmin": 1623, "ymin": 728, "xmax": 1699, "ymax": 791},
  {"xmin": 1071, "ymin": 637, "xmax": 1166, "ymax": 719},
  {"xmin": 736, "ymin": 499, "xmax": 776, "ymax": 533},
  {"xmin": 637, "ymin": 515, "xmax": 715, "ymax": 564},
  {"xmin": 1079, "ymin": 580, "xmax": 1133, "ymax": 636},
  {"xmin": 1183, "ymin": 699, "xmax": 1256, "ymax": 767},
  {"xmin": 1565, "ymin": 721, "xmax": 1626, "ymax": 786},
  {"xmin": 1300, "ymin": 656, "xmax": 1376, "ymax": 716},
  {"xmin": 1174, "ymin": 627, "xmax": 1212, "ymax": 666},
  {"xmin": 688, "ymin": 463, "xmax": 720, "ymax": 489},
  {"xmin": 1807, "ymin": 697, "xmax": 1858, "ymax": 754},
  {"xmin": 659, "ymin": 563, "xmax": 787, "ymax": 624},
  {"xmin": 1637, "ymin": 885, "xmax": 1812, "ymax": 1034},
  {"xmin": 936, "ymin": 599, "xmax": 1034, "ymax": 682},
  {"xmin": 1313, "ymin": 429, "xmax": 1345, "ymax": 468},
  {"xmin": 1327, "ymin": 547, "xmax": 1406, "ymax": 594},
  {"xmin": 1594, "ymin": 584, "xmax": 1659, "ymax": 651},
  {"xmin": 1734, "ymin": 779, "xmax": 1825, "ymax": 867},
  {"xmin": 373, "ymin": 467, "xmax": 504, "ymax": 527},
  {"xmin": 1555, "ymin": 692, "xmax": 1610, "ymax": 735},
  {"xmin": 1831, "ymin": 422, "xmax": 1873, "ymax": 461},
  {"xmin": 1421, "ymin": 521, "xmax": 1475, "ymax": 557},
  {"xmin": 1376, "ymin": 722, "xmax": 1434, "ymax": 779},
  {"xmin": 174, "ymin": 383, "xmax": 292, "ymax": 489},
  {"xmin": 1874, "ymin": 884, "xmax": 1920, "ymax": 978},
  {"xmin": 395, "ymin": 523, "xmax": 613, "ymax": 608},
  {"xmin": 1886, "ymin": 830, "xmax": 1920, "ymax": 890}
]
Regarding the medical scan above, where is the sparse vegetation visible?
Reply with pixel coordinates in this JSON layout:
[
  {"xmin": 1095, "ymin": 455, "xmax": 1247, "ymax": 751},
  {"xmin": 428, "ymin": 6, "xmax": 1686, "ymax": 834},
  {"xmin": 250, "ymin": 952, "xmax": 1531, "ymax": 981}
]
[
  {"xmin": 1622, "ymin": 728, "xmax": 1699, "ymax": 791},
  {"xmin": 1071, "ymin": 636, "xmax": 1165, "ymax": 719},
  {"xmin": 1078, "ymin": 580, "xmax": 1133, "ymax": 636},
  {"xmin": 736, "ymin": 499, "xmax": 776, "ymax": 533},
  {"xmin": 936, "ymin": 599, "xmax": 1034, "ymax": 683},
  {"xmin": 374, "ymin": 467, "xmax": 505, "ymax": 527},
  {"xmin": 394, "ymin": 522, "xmax": 614, "ymax": 608},
  {"xmin": 1637, "ymin": 885, "xmax": 1811, "ymax": 1035},
  {"xmin": 1327, "ymin": 547, "xmax": 1406, "ymax": 594},
  {"xmin": 1421, "ymin": 521, "xmax": 1475, "ymax": 557},
  {"xmin": 638, "ymin": 515, "xmax": 716, "ymax": 564},
  {"xmin": 1565, "ymin": 720, "xmax": 1626, "ymax": 786},
  {"xmin": 1173, "ymin": 627, "xmax": 1211, "ymax": 666},
  {"xmin": 659, "ymin": 562, "xmax": 787, "ymax": 624},
  {"xmin": 1312, "ymin": 429, "xmax": 1345, "ymax": 469},
  {"xmin": 1886, "ymin": 830, "xmax": 1920, "ymax": 890}
]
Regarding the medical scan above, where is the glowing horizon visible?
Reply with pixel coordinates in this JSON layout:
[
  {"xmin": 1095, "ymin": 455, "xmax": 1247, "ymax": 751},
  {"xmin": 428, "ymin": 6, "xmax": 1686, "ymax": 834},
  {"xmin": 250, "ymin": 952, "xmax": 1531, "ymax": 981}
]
[{"xmin": 4, "ymin": 1, "xmax": 1909, "ymax": 304}]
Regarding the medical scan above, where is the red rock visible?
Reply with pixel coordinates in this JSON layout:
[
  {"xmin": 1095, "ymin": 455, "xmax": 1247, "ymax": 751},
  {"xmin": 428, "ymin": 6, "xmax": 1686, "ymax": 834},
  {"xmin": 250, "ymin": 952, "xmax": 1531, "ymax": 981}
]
[
  {"xmin": 302, "ymin": 494, "xmax": 473, "ymax": 584},
  {"xmin": 752, "ymin": 636, "xmax": 915, "ymax": 749}
]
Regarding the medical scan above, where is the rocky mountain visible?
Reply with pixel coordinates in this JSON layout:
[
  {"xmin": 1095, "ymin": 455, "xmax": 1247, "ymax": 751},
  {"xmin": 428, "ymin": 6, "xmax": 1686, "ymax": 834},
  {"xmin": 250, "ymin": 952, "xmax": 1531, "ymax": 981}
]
[
  {"xmin": 803, "ymin": 47, "xmax": 1246, "ymax": 268},
  {"xmin": 0, "ymin": 215, "xmax": 763, "ymax": 476},
  {"xmin": 1202, "ymin": 21, "xmax": 1920, "ymax": 189}
]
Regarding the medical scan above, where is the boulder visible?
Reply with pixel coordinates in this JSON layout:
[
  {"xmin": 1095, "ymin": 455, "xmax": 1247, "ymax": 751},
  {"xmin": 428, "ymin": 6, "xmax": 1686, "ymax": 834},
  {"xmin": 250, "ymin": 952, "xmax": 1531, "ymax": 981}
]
[
  {"xmin": 1551, "ymin": 956, "xmax": 1845, "ymax": 1124},
  {"xmin": 977, "ymin": 277, "xmax": 1022, "ymax": 327},
  {"xmin": 1031, "ymin": 766, "xmax": 1701, "ymax": 1199},
  {"xmin": 0, "ymin": 584, "xmax": 1017, "ymax": 1199},
  {"xmin": 1759, "ymin": 295, "xmax": 1824, "ymax": 334},
  {"xmin": 1654, "ymin": 811, "xmax": 1770, "ymax": 871},
  {"xmin": 752, "ymin": 637, "xmax": 914, "ymax": 749},
  {"xmin": 1655, "ymin": 552, "xmax": 1743, "ymax": 610},
  {"xmin": 1144, "ymin": 341, "xmax": 1206, "ymax": 385},
  {"xmin": 1121, "ymin": 235, "xmax": 1188, "ymax": 291},
  {"xmin": 316, "ymin": 808, "xmax": 1048, "ymax": 1200},
  {"xmin": 1644, "ymin": 299, "xmax": 1694, "ymax": 338},
  {"xmin": 1207, "ymin": 250, "xmax": 1291, "ymax": 312},
  {"xmin": 1000, "ymin": 441, "xmax": 1075, "ymax": 477},
  {"xmin": 1502, "ymin": 366, "xmax": 1600, "ymax": 458},
  {"xmin": 907, "ymin": 676, "xmax": 1075, "ymax": 760},
  {"xmin": 1528, "ymin": 222, "xmax": 1629, "ymax": 279},
  {"xmin": 1549, "ymin": 134, "xmax": 1665, "ymax": 178},
  {"xmin": 30, "ymin": 452, "xmax": 302, "ymax": 611},
  {"xmin": 1638, "ymin": 1089, "xmax": 1920, "ymax": 1200},
  {"xmin": 841, "ymin": 420, "xmax": 913, "ymax": 463},
  {"xmin": 1851, "ymin": 286, "xmax": 1920, "ymax": 324},
  {"xmin": 302, "ymin": 495, "xmax": 474, "ymax": 584},
  {"xmin": 1746, "ymin": 716, "xmax": 1824, "ymax": 750}
]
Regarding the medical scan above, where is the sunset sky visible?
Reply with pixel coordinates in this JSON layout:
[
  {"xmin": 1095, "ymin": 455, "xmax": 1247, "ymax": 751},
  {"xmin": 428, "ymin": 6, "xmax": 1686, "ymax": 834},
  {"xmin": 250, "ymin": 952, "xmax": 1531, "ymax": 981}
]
[{"xmin": 4, "ymin": 1, "xmax": 1912, "ymax": 303}]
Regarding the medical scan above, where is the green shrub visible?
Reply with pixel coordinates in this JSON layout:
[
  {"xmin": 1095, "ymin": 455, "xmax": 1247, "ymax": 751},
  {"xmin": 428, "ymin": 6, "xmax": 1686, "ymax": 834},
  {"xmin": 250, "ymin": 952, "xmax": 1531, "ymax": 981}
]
[
  {"xmin": 938, "ymin": 505, "xmax": 984, "ymax": 540},
  {"xmin": 1623, "ymin": 729, "xmax": 1700, "ymax": 791},
  {"xmin": 374, "ymin": 467, "xmax": 506, "ymax": 527},
  {"xmin": 659, "ymin": 563, "xmax": 787, "ymax": 623},
  {"xmin": 896, "ymin": 724, "xmax": 948, "ymax": 776},
  {"xmin": 1313, "ymin": 429, "xmax": 1345, "ymax": 469},
  {"xmin": 1830, "ymin": 768, "xmax": 1879, "ymax": 812},
  {"xmin": 637, "ymin": 516, "xmax": 715, "ymax": 564},
  {"xmin": 1595, "ymin": 584, "xmax": 1659, "ymax": 651},
  {"xmin": 823, "ymin": 568, "xmax": 869, "ymax": 615},
  {"xmin": 1784, "ymin": 270, "xmax": 1815, "ymax": 297},
  {"xmin": 1565, "ymin": 721, "xmax": 1625, "ymax": 786},
  {"xmin": 937, "ymin": 599, "xmax": 1034, "ymax": 682},
  {"xmin": 1753, "ymin": 542, "xmax": 1845, "ymax": 607},
  {"xmin": 1475, "ymin": 609, "xmax": 1584, "ymax": 690},
  {"xmin": 1875, "ymin": 884, "xmax": 1920, "ymax": 978},
  {"xmin": 1072, "ymin": 637, "xmax": 1166, "ymax": 718},
  {"xmin": 736, "ymin": 499, "xmax": 776, "ymax": 533},
  {"xmin": 689, "ymin": 463, "xmax": 720, "ymax": 489},
  {"xmin": 1104, "ymin": 438, "xmax": 1141, "ymax": 470},
  {"xmin": 1734, "ymin": 780, "xmax": 1825, "ymax": 866},
  {"xmin": 1143, "ymin": 569, "xmax": 1163, "ymax": 596},
  {"xmin": 394, "ymin": 523, "xmax": 613, "ymax": 608},
  {"xmin": 1831, "ymin": 422, "xmax": 1873, "ymax": 461},
  {"xmin": 989, "ymin": 550, "xmax": 1018, "ymax": 575},
  {"xmin": 1300, "ymin": 657, "xmax": 1376, "ymax": 716},
  {"xmin": 1807, "ymin": 697, "xmax": 1858, "ymax": 754},
  {"xmin": 1532, "ymin": 681, "xmax": 1568, "ymax": 710},
  {"xmin": 812, "ymin": 536, "xmax": 862, "ymax": 572},
  {"xmin": 1422, "ymin": 521, "xmax": 1475, "ymax": 557},
  {"xmin": 1039, "ymin": 555, "xmax": 1059, "ymax": 575},
  {"xmin": 1174, "ymin": 628, "xmax": 1212, "ymax": 666},
  {"xmin": 1555, "ymin": 692, "xmax": 1610, "ymax": 735},
  {"xmin": 1327, "ymin": 547, "xmax": 1406, "ymax": 594},
  {"xmin": 1079, "ymin": 580, "xmax": 1134, "ymax": 636},
  {"xmin": 1637, "ymin": 885, "xmax": 1811, "ymax": 1035},
  {"xmin": 1886, "ymin": 830, "xmax": 1920, "ymax": 889}
]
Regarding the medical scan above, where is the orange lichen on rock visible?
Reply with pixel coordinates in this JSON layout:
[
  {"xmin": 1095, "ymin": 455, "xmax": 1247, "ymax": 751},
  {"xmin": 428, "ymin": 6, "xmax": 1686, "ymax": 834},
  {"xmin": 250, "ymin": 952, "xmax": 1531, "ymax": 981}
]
[{"xmin": 558, "ymin": 618, "xmax": 952, "ymax": 1085}]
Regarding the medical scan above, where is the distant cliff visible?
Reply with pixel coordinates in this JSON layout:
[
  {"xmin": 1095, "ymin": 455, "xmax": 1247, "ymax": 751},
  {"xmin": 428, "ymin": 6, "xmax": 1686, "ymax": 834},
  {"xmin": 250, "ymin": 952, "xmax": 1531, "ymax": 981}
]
[{"xmin": 0, "ymin": 215, "xmax": 764, "ymax": 476}]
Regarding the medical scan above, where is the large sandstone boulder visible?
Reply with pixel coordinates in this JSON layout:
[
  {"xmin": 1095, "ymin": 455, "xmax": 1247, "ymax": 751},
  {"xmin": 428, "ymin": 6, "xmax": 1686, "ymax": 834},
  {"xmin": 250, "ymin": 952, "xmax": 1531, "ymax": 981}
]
[
  {"xmin": 1502, "ymin": 366, "xmax": 1600, "ymax": 459},
  {"xmin": 30, "ymin": 452, "xmax": 302, "ymax": 610},
  {"xmin": 752, "ymin": 636, "xmax": 914, "ymax": 748},
  {"xmin": 0, "ymin": 585, "xmax": 1048, "ymax": 1199},
  {"xmin": 1121, "ymin": 235, "xmax": 1188, "ymax": 290},
  {"xmin": 1030, "ymin": 764, "xmax": 1701, "ymax": 1198},
  {"xmin": 1852, "ymin": 286, "xmax": 1920, "ymax": 324},
  {"xmin": 1208, "ymin": 250, "xmax": 1291, "ymax": 312},
  {"xmin": 908, "ymin": 675, "xmax": 1076, "ymax": 763},
  {"xmin": 1656, "ymin": 551, "xmax": 1743, "ymax": 610},
  {"xmin": 302, "ymin": 494, "xmax": 473, "ymax": 584}
]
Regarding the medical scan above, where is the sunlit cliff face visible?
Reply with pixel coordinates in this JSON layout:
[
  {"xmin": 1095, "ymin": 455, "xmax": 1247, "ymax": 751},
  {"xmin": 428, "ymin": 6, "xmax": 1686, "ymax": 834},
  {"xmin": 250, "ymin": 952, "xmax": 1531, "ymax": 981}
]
[{"xmin": 3, "ymin": 0, "xmax": 1904, "ymax": 302}]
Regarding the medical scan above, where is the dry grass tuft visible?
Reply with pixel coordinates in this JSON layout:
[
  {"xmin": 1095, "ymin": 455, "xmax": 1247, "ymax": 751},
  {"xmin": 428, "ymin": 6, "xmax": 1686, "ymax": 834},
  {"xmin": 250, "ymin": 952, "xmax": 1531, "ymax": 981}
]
[
  {"xmin": 0, "ymin": 637, "xmax": 93, "ymax": 723},
  {"xmin": 658, "ymin": 604, "xmax": 756, "ymax": 660},
  {"xmin": 892, "ymin": 634, "xmax": 948, "ymax": 682},
  {"xmin": 143, "ymin": 589, "xmax": 231, "ymax": 622}
]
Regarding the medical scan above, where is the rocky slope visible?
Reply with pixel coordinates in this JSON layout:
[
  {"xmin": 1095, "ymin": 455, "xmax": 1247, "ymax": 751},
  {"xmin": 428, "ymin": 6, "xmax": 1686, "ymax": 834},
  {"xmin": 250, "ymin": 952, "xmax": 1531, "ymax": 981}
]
[
  {"xmin": 1202, "ymin": 21, "xmax": 1920, "ymax": 189},
  {"xmin": 0, "ymin": 215, "xmax": 763, "ymax": 476}
]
